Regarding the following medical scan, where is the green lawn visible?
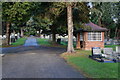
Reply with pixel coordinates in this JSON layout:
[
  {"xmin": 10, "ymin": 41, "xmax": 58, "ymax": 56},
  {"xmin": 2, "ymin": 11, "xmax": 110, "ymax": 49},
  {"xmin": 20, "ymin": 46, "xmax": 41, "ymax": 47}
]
[
  {"xmin": 60, "ymin": 41, "xmax": 76, "ymax": 48},
  {"xmin": 11, "ymin": 38, "xmax": 27, "ymax": 46},
  {"xmin": 61, "ymin": 50, "xmax": 119, "ymax": 78},
  {"xmin": 37, "ymin": 38, "xmax": 51, "ymax": 45},
  {"xmin": 37, "ymin": 38, "xmax": 67, "ymax": 48},
  {"xmin": 105, "ymin": 45, "xmax": 120, "ymax": 51}
]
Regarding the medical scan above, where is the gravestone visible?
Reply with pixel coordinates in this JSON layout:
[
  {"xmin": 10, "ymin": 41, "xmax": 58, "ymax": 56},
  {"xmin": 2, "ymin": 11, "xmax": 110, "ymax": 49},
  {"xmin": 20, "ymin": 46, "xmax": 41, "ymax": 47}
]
[
  {"xmin": 116, "ymin": 46, "xmax": 120, "ymax": 53},
  {"xmin": 57, "ymin": 38, "xmax": 61, "ymax": 44},
  {"xmin": 103, "ymin": 48, "xmax": 113, "ymax": 60},
  {"xmin": 89, "ymin": 47, "xmax": 102, "ymax": 60},
  {"xmin": 113, "ymin": 40, "xmax": 120, "ymax": 45},
  {"xmin": 105, "ymin": 41, "xmax": 112, "ymax": 45},
  {"xmin": 10, "ymin": 33, "xmax": 15, "ymax": 43},
  {"xmin": 17, "ymin": 33, "xmax": 20, "ymax": 39},
  {"xmin": 92, "ymin": 47, "xmax": 101, "ymax": 55},
  {"xmin": 15, "ymin": 34, "xmax": 18, "ymax": 41},
  {"xmin": 103, "ymin": 48, "xmax": 113, "ymax": 55}
]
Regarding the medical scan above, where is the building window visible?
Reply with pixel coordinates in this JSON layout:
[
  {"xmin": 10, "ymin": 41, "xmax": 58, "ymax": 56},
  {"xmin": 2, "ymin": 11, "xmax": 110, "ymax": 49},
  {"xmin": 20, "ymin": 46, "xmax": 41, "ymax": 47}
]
[
  {"xmin": 88, "ymin": 32, "xmax": 102, "ymax": 41},
  {"xmin": 80, "ymin": 32, "xmax": 83, "ymax": 41}
]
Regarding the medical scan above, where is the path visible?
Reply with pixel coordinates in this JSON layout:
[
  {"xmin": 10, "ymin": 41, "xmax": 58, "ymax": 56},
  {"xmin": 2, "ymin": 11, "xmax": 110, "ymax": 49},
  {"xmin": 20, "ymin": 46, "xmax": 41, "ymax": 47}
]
[
  {"xmin": 2, "ymin": 37, "xmax": 85, "ymax": 78},
  {"xmin": 24, "ymin": 37, "xmax": 38, "ymax": 46}
]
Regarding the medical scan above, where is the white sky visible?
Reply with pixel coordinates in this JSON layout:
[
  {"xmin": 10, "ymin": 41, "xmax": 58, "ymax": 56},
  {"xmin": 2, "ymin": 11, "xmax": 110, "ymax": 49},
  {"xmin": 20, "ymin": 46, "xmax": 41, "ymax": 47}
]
[{"xmin": 88, "ymin": 2, "xmax": 93, "ymax": 8}]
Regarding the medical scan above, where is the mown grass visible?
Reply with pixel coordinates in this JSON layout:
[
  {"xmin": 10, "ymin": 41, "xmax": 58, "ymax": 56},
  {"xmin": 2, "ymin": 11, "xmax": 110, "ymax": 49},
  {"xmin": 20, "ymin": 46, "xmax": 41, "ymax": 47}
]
[
  {"xmin": 61, "ymin": 50, "xmax": 119, "ymax": 78},
  {"xmin": 11, "ymin": 38, "xmax": 27, "ymax": 46},
  {"xmin": 37, "ymin": 38, "xmax": 67, "ymax": 48},
  {"xmin": 37, "ymin": 38, "xmax": 51, "ymax": 45},
  {"xmin": 105, "ymin": 45, "xmax": 120, "ymax": 51},
  {"xmin": 1, "ymin": 38, "xmax": 27, "ymax": 48},
  {"xmin": 60, "ymin": 41, "xmax": 76, "ymax": 48}
]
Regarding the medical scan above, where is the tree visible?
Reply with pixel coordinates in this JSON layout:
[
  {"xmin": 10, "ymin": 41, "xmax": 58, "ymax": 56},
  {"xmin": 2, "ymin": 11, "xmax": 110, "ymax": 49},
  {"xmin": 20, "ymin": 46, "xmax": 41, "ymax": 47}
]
[
  {"xmin": 90, "ymin": 2, "xmax": 120, "ymax": 39},
  {"xmin": 33, "ymin": 2, "xmax": 89, "ymax": 53},
  {"xmin": 66, "ymin": 2, "xmax": 89, "ymax": 53},
  {"xmin": 66, "ymin": 3, "xmax": 75, "ymax": 53},
  {"xmin": 2, "ymin": 2, "xmax": 34, "ymax": 45},
  {"xmin": 0, "ymin": 2, "xmax": 2, "ymax": 35}
]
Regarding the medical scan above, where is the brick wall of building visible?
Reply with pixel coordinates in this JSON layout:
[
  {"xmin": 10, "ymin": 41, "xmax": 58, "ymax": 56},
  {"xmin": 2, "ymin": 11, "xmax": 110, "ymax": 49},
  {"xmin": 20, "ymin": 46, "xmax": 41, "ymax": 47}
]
[{"xmin": 84, "ymin": 32, "xmax": 104, "ymax": 50}]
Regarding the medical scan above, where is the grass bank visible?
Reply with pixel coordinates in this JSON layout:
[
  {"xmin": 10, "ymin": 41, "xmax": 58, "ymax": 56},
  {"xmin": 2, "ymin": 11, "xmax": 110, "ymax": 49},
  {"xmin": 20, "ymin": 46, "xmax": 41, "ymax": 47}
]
[
  {"xmin": 37, "ymin": 38, "xmax": 67, "ymax": 48},
  {"xmin": 1, "ymin": 38, "xmax": 27, "ymax": 48},
  {"xmin": 61, "ymin": 50, "xmax": 119, "ymax": 78},
  {"xmin": 37, "ymin": 38, "xmax": 50, "ymax": 46},
  {"xmin": 105, "ymin": 45, "xmax": 120, "ymax": 50},
  {"xmin": 11, "ymin": 38, "xmax": 27, "ymax": 46}
]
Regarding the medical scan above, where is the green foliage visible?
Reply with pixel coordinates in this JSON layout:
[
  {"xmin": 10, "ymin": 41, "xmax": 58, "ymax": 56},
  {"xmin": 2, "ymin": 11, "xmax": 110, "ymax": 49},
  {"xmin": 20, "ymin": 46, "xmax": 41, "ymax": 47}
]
[
  {"xmin": 73, "ymin": 2, "xmax": 89, "ymax": 24},
  {"xmin": 90, "ymin": 2, "xmax": 120, "ymax": 38},
  {"xmin": 33, "ymin": 2, "xmax": 90, "ymax": 36},
  {"xmin": 2, "ymin": 2, "xmax": 33, "ymax": 23},
  {"xmin": 24, "ymin": 27, "xmax": 36, "ymax": 36},
  {"xmin": 75, "ymin": 23, "xmax": 92, "ymax": 31},
  {"xmin": 33, "ymin": 15, "xmax": 52, "ymax": 32}
]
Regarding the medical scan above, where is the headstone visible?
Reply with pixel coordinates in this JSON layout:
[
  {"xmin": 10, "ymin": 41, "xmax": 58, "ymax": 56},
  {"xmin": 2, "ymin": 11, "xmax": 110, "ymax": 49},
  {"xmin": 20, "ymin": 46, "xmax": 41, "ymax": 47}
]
[
  {"xmin": 11, "ymin": 33, "xmax": 15, "ymax": 43},
  {"xmin": 3, "ymin": 35, "xmax": 6, "ymax": 39},
  {"xmin": 57, "ymin": 38, "xmax": 61, "ymax": 44},
  {"xmin": 116, "ymin": 46, "xmax": 120, "ymax": 53},
  {"xmin": 15, "ymin": 34, "xmax": 18, "ymax": 40},
  {"xmin": 17, "ymin": 33, "xmax": 20, "ymax": 39},
  {"xmin": 92, "ymin": 47, "xmax": 101, "ymax": 55},
  {"xmin": 105, "ymin": 41, "xmax": 112, "ymax": 45},
  {"xmin": 103, "ymin": 48, "xmax": 113, "ymax": 55},
  {"xmin": 113, "ymin": 40, "xmax": 120, "ymax": 45}
]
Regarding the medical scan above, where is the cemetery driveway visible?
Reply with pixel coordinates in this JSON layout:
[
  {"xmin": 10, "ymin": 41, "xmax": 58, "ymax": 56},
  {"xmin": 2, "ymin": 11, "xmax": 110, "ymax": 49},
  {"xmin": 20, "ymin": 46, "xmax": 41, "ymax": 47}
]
[
  {"xmin": 2, "ymin": 37, "xmax": 85, "ymax": 78},
  {"xmin": 24, "ymin": 37, "xmax": 38, "ymax": 46}
]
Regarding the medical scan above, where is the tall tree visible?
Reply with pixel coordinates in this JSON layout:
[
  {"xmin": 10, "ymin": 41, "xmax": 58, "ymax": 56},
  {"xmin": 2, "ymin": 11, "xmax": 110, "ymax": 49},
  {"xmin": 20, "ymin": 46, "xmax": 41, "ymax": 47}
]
[
  {"xmin": 33, "ymin": 2, "xmax": 89, "ymax": 53},
  {"xmin": 2, "ymin": 2, "xmax": 34, "ymax": 45},
  {"xmin": 67, "ymin": 3, "xmax": 74, "ymax": 53},
  {"xmin": 90, "ymin": 2, "xmax": 118, "ymax": 39}
]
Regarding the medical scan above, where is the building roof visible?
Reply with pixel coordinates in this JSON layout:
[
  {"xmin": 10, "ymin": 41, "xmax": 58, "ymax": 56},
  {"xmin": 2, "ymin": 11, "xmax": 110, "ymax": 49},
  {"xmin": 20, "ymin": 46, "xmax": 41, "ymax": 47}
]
[
  {"xmin": 85, "ymin": 22, "xmax": 108, "ymax": 31},
  {"xmin": 74, "ymin": 22, "xmax": 108, "ymax": 33}
]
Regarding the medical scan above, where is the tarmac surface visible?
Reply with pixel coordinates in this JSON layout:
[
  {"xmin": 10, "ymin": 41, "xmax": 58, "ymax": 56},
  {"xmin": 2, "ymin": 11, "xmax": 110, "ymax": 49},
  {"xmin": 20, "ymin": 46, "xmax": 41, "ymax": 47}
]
[{"xmin": 2, "ymin": 37, "xmax": 85, "ymax": 78}]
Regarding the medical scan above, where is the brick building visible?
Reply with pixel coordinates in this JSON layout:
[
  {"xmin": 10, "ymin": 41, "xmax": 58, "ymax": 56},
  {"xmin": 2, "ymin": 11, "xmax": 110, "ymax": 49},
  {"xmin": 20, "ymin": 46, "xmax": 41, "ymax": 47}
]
[{"xmin": 74, "ymin": 22, "xmax": 107, "ymax": 50}]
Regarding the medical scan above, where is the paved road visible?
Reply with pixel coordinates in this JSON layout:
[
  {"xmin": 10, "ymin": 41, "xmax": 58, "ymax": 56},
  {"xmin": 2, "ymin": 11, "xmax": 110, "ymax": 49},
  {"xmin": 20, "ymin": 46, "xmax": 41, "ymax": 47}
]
[
  {"xmin": 24, "ymin": 37, "xmax": 38, "ymax": 46},
  {"xmin": 2, "ymin": 38, "xmax": 85, "ymax": 78}
]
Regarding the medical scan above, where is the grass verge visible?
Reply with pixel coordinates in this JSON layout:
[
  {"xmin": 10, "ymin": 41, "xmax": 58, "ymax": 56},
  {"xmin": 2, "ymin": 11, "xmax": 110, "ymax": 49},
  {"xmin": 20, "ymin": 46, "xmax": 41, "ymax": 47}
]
[
  {"xmin": 11, "ymin": 38, "xmax": 27, "ymax": 46},
  {"xmin": 105, "ymin": 45, "xmax": 120, "ymax": 51},
  {"xmin": 37, "ymin": 38, "xmax": 51, "ymax": 45},
  {"xmin": 1, "ymin": 38, "xmax": 27, "ymax": 48},
  {"xmin": 61, "ymin": 50, "xmax": 119, "ymax": 78},
  {"xmin": 37, "ymin": 38, "xmax": 67, "ymax": 48}
]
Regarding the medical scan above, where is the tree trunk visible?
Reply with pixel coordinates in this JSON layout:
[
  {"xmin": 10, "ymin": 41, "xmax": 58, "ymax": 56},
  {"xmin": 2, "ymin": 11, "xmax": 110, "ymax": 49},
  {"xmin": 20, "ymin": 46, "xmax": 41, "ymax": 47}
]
[
  {"xmin": 39, "ymin": 29, "xmax": 41, "ymax": 38},
  {"xmin": 76, "ymin": 33, "xmax": 81, "ymax": 49},
  {"xmin": 107, "ymin": 29, "xmax": 111, "ymax": 41},
  {"xmin": 67, "ymin": 4, "xmax": 74, "ymax": 53},
  {"xmin": 20, "ymin": 28, "xmax": 24, "ymax": 37},
  {"xmin": 6, "ymin": 22, "xmax": 10, "ymax": 45},
  {"xmin": 98, "ymin": 17, "xmax": 102, "ymax": 26},
  {"xmin": 52, "ymin": 32, "xmax": 56, "ymax": 42},
  {"xmin": 114, "ymin": 27, "xmax": 118, "ymax": 39},
  {"xmin": 116, "ymin": 29, "xmax": 120, "ymax": 40}
]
